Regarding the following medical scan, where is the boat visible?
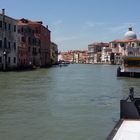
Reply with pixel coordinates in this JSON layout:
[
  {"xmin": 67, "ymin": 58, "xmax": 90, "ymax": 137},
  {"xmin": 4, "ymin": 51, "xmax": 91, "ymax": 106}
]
[
  {"xmin": 117, "ymin": 56, "xmax": 140, "ymax": 77},
  {"xmin": 107, "ymin": 87, "xmax": 140, "ymax": 140},
  {"xmin": 58, "ymin": 61, "xmax": 70, "ymax": 67}
]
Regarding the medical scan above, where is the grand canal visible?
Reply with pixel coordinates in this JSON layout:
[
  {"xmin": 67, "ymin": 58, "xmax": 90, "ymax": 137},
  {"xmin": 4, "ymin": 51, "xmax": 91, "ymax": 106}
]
[{"xmin": 0, "ymin": 64, "xmax": 140, "ymax": 140}]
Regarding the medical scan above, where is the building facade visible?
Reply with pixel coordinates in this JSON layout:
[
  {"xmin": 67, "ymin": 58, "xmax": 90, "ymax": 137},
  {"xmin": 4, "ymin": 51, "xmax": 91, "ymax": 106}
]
[
  {"xmin": 50, "ymin": 42, "xmax": 58, "ymax": 65},
  {"xmin": 88, "ymin": 42, "xmax": 109, "ymax": 64},
  {"xmin": 58, "ymin": 50, "xmax": 88, "ymax": 64},
  {"xmin": 17, "ymin": 18, "xmax": 51, "ymax": 68},
  {"xmin": 101, "ymin": 47, "xmax": 112, "ymax": 63},
  {"xmin": 109, "ymin": 27, "xmax": 140, "ymax": 64},
  {"xmin": 0, "ymin": 9, "xmax": 17, "ymax": 70},
  {"xmin": 0, "ymin": 9, "xmax": 54, "ymax": 71}
]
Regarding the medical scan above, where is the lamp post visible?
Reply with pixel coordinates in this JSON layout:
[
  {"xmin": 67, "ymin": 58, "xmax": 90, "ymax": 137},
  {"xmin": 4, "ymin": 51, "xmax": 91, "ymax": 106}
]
[{"xmin": 3, "ymin": 50, "xmax": 7, "ymax": 71}]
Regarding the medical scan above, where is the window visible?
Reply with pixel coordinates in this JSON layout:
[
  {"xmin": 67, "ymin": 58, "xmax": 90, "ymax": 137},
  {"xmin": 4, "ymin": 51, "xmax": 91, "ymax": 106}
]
[
  {"xmin": 14, "ymin": 42, "xmax": 16, "ymax": 50},
  {"xmin": 8, "ymin": 42, "xmax": 11, "ymax": 49},
  {"xmin": 21, "ymin": 27, "xmax": 23, "ymax": 32},
  {"xmin": 0, "ymin": 40, "xmax": 2, "ymax": 48},
  {"xmin": 8, "ymin": 24, "xmax": 11, "ymax": 31},
  {"xmin": 13, "ymin": 57, "xmax": 16, "ymax": 63},
  {"xmin": 4, "ymin": 37, "xmax": 7, "ymax": 48},
  {"xmin": 14, "ymin": 25, "xmax": 16, "ymax": 32},
  {"xmin": 28, "ymin": 37, "xmax": 31, "ymax": 44},
  {"xmin": 0, "ymin": 57, "xmax": 2, "ymax": 63},
  {"xmin": 28, "ymin": 47, "xmax": 30, "ymax": 52},
  {"xmin": 21, "ymin": 37, "xmax": 26, "ymax": 42},
  {"xmin": 39, "ymin": 48, "xmax": 41, "ymax": 53},
  {"xmin": 126, "ymin": 60, "xmax": 140, "ymax": 66},
  {"xmin": 38, "ymin": 40, "xmax": 41, "ymax": 46},
  {"xmin": 121, "ymin": 43, "xmax": 125, "ymax": 47},
  {"xmin": 132, "ymin": 43, "xmax": 135, "ymax": 47},
  {"xmin": 8, "ymin": 57, "xmax": 11, "ymax": 63},
  {"xmin": 0, "ymin": 21, "xmax": 2, "ymax": 28},
  {"xmin": 114, "ymin": 44, "xmax": 117, "ymax": 48},
  {"xmin": 35, "ymin": 27, "xmax": 39, "ymax": 33}
]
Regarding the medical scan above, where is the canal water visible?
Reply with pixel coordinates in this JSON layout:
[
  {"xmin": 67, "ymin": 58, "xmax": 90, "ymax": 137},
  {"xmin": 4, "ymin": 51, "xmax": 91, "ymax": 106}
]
[{"xmin": 0, "ymin": 64, "xmax": 140, "ymax": 140}]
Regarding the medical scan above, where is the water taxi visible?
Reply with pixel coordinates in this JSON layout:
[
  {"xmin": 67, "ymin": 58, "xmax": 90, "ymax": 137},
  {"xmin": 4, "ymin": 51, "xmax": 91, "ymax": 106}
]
[
  {"xmin": 117, "ymin": 56, "xmax": 140, "ymax": 77},
  {"xmin": 107, "ymin": 88, "xmax": 140, "ymax": 140}
]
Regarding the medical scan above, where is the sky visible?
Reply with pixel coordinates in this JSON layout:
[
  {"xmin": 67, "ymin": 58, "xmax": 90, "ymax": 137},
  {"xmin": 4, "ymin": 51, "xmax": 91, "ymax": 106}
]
[{"xmin": 1, "ymin": 0, "xmax": 140, "ymax": 51}]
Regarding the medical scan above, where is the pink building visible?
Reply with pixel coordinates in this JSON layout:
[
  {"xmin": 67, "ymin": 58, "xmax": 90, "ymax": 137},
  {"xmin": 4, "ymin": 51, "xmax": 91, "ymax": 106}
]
[{"xmin": 17, "ymin": 18, "xmax": 51, "ymax": 68}]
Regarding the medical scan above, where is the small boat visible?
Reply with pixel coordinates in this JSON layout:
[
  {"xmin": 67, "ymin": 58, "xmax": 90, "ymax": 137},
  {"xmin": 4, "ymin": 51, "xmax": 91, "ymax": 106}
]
[
  {"xmin": 59, "ymin": 61, "xmax": 70, "ymax": 67},
  {"xmin": 117, "ymin": 56, "xmax": 140, "ymax": 77},
  {"xmin": 107, "ymin": 88, "xmax": 140, "ymax": 140}
]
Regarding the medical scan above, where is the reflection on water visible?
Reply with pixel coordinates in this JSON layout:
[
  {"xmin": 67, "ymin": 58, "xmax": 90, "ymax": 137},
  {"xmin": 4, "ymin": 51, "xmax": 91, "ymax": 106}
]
[{"xmin": 0, "ymin": 64, "xmax": 140, "ymax": 140}]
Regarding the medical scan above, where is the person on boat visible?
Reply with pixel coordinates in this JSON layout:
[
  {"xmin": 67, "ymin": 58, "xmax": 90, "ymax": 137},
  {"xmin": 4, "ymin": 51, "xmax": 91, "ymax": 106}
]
[{"xmin": 129, "ymin": 87, "xmax": 134, "ymax": 101}]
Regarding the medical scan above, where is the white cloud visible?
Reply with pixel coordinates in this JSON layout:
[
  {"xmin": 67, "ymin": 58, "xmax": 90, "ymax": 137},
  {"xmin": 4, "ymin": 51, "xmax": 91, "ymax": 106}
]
[{"xmin": 52, "ymin": 19, "xmax": 63, "ymax": 26}]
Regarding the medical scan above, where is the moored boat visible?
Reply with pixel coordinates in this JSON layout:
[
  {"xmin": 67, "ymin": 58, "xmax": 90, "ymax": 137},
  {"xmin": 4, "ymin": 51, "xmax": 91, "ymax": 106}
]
[
  {"xmin": 117, "ymin": 56, "xmax": 140, "ymax": 77},
  {"xmin": 107, "ymin": 88, "xmax": 140, "ymax": 140}
]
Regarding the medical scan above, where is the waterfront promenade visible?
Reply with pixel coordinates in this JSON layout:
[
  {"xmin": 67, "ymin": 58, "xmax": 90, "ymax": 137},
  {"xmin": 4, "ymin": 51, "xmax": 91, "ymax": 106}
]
[{"xmin": 0, "ymin": 64, "xmax": 140, "ymax": 140}]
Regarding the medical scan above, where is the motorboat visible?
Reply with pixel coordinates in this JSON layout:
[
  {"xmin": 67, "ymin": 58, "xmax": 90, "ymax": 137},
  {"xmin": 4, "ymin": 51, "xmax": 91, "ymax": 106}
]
[{"xmin": 107, "ymin": 88, "xmax": 140, "ymax": 140}]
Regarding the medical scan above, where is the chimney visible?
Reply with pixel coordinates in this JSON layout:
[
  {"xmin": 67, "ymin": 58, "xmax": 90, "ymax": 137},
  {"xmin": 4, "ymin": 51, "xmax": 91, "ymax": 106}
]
[
  {"xmin": 2, "ymin": 9, "xmax": 5, "ymax": 15},
  {"xmin": 46, "ymin": 25, "xmax": 48, "ymax": 28}
]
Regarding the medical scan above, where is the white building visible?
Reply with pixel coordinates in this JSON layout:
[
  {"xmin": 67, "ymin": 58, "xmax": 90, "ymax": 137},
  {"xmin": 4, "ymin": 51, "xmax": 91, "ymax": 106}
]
[
  {"xmin": 101, "ymin": 47, "xmax": 112, "ymax": 63},
  {"xmin": 0, "ymin": 9, "xmax": 17, "ymax": 70},
  {"xmin": 88, "ymin": 42, "xmax": 109, "ymax": 64},
  {"xmin": 109, "ymin": 27, "xmax": 140, "ymax": 64}
]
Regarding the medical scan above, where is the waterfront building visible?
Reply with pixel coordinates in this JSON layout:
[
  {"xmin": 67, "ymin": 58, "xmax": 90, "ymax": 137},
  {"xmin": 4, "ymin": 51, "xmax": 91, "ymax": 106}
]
[
  {"xmin": 67, "ymin": 50, "xmax": 88, "ymax": 63},
  {"xmin": 0, "ymin": 9, "xmax": 17, "ymax": 70},
  {"xmin": 59, "ymin": 51, "xmax": 73, "ymax": 62},
  {"xmin": 110, "ymin": 27, "xmax": 140, "ymax": 64},
  {"xmin": 17, "ymin": 18, "xmax": 51, "ymax": 68},
  {"xmin": 79, "ymin": 50, "xmax": 88, "ymax": 63},
  {"xmin": 101, "ymin": 47, "xmax": 112, "ymax": 63},
  {"xmin": 0, "ymin": 9, "xmax": 52, "ymax": 71},
  {"xmin": 58, "ymin": 50, "xmax": 88, "ymax": 64},
  {"xmin": 88, "ymin": 42, "xmax": 109, "ymax": 64},
  {"xmin": 38, "ymin": 24, "xmax": 51, "ymax": 67},
  {"xmin": 17, "ymin": 19, "xmax": 39, "ymax": 68},
  {"xmin": 50, "ymin": 42, "xmax": 58, "ymax": 65}
]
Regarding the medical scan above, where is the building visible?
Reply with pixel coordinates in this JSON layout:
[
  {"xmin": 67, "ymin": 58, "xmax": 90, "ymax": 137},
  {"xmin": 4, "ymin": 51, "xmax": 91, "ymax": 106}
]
[
  {"xmin": 101, "ymin": 47, "xmax": 112, "ymax": 63},
  {"xmin": 17, "ymin": 19, "xmax": 39, "ymax": 69},
  {"xmin": 0, "ymin": 9, "xmax": 17, "ymax": 70},
  {"xmin": 17, "ymin": 18, "xmax": 51, "ymax": 68},
  {"xmin": 88, "ymin": 42, "xmax": 109, "ymax": 64},
  {"xmin": 50, "ymin": 42, "xmax": 58, "ymax": 65},
  {"xmin": 58, "ymin": 50, "xmax": 88, "ymax": 64},
  {"xmin": 39, "ymin": 24, "xmax": 51, "ymax": 67},
  {"xmin": 0, "ymin": 9, "xmax": 52, "ymax": 71},
  {"xmin": 110, "ymin": 27, "xmax": 140, "ymax": 64},
  {"xmin": 73, "ymin": 50, "xmax": 88, "ymax": 63}
]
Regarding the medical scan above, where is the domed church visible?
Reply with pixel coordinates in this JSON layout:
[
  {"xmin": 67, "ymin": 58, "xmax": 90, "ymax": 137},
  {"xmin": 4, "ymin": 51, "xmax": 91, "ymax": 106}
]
[
  {"xmin": 124, "ymin": 27, "xmax": 137, "ymax": 40},
  {"xmin": 109, "ymin": 27, "xmax": 140, "ymax": 64}
]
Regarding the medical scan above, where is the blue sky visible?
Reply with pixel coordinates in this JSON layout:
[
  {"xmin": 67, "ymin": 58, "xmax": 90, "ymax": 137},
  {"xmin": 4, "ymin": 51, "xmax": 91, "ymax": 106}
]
[{"xmin": 1, "ymin": 0, "xmax": 140, "ymax": 51}]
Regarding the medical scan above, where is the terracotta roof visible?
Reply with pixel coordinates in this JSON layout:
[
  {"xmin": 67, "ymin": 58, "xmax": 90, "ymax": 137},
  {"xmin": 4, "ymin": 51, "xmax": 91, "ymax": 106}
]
[
  {"xmin": 88, "ymin": 42, "xmax": 109, "ymax": 47},
  {"xmin": 17, "ymin": 18, "xmax": 41, "ymax": 25}
]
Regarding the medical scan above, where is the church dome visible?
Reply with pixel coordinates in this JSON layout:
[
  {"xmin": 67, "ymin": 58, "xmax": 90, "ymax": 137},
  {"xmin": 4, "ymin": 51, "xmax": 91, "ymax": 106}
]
[{"xmin": 124, "ymin": 27, "xmax": 137, "ymax": 40}]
